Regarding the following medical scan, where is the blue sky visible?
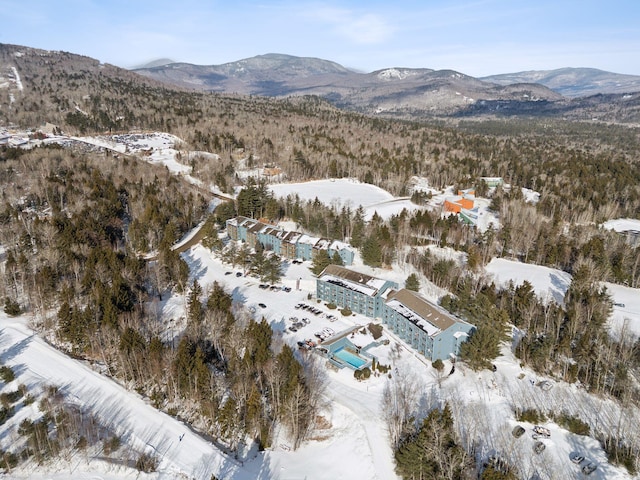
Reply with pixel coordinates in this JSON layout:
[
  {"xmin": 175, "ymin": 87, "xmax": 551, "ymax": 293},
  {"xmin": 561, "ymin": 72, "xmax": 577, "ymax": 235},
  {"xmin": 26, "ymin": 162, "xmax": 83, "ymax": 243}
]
[{"xmin": 2, "ymin": 0, "xmax": 639, "ymax": 76}]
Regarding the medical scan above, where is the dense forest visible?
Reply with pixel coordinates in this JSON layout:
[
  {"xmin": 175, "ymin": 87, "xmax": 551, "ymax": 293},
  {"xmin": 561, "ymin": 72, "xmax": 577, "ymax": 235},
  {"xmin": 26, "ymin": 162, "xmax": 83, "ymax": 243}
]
[{"xmin": 1, "ymin": 44, "xmax": 639, "ymax": 478}]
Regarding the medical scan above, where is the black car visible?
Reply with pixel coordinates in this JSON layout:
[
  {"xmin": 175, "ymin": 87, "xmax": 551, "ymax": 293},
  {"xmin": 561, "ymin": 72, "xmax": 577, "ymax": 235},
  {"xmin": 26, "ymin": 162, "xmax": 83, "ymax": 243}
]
[
  {"xmin": 258, "ymin": 303, "xmax": 266, "ymax": 308},
  {"xmin": 236, "ymin": 272, "xmax": 243, "ymax": 277}
]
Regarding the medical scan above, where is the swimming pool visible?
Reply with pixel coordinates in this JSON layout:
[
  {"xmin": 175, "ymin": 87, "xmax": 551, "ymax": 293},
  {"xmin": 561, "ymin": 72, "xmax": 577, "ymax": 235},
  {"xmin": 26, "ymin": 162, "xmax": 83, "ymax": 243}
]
[{"xmin": 333, "ymin": 348, "xmax": 368, "ymax": 369}]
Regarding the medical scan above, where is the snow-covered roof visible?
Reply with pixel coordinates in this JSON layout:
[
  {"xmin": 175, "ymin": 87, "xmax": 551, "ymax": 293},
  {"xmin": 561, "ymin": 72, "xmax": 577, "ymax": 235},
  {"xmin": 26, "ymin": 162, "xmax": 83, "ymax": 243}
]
[
  {"xmin": 314, "ymin": 238, "xmax": 331, "ymax": 249},
  {"xmin": 330, "ymin": 240, "xmax": 351, "ymax": 251},
  {"xmin": 298, "ymin": 234, "xmax": 320, "ymax": 246},
  {"xmin": 318, "ymin": 265, "xmax": 390, "ymax": 297},
  {"xmin": 385, "ymin": 289, "xmax": 460, "ymax": 336},
  {"xmin": 386, "ymin": 299, "xmax": 440, "ymax": 336}
]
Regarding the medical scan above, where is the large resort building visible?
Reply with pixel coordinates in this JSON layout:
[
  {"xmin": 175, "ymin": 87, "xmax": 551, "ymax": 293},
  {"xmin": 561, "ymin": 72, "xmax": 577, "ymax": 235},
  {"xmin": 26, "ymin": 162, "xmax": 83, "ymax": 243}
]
[
  {"xmin": 316, "ymin": 265, "xmax": 474, "ymax": 361},
  {"xmin": 226, "ymin": 216, "xmax": 355, "ymax": 265}
]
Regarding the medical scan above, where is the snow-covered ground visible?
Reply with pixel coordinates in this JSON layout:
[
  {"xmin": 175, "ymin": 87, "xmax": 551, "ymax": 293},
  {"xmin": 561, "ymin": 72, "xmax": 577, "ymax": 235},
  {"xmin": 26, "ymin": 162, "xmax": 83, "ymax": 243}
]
[
  {"xmin": 601, "ymin": 218, "xmax": 640, "ymax": 233},
  {"xmin": 605, "ymin": 282, "xmax": 640, "ymax": 339},
  {"xmin": 485, "ymin": 257, "xmax": 640, "ymax": 339},
  {"xmin": 268, "ymin": 178, "xmax": 422, "ymax": 221},
  {"xmin": 0, "ymin": 316, "xmax": 239, "ymax": 480},
  {"xmin": 3, "ymin": 237, "xmax": 639, "ymax": 479},
  {"xmin": 2, "ymin": 132, "xmax": 638, "ymax": 479},
  {"xmin": 485, "ymin": 257, "xmax": 572, "ymax": 305}
]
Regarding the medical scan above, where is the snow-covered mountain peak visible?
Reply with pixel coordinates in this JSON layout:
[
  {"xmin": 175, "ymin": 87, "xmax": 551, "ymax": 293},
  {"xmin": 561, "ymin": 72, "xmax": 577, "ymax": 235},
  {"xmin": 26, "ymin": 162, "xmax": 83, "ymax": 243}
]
[{"xmin": 377, "ymin": 68, "xmax": 415, "ymax": 80}]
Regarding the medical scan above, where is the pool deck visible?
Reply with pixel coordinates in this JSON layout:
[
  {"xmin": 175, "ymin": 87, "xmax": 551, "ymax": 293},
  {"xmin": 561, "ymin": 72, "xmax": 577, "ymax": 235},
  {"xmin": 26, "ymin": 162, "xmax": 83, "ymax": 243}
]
[{"xmin": 321, "ymin": 326, "xmax": 376, "ymax": 370}]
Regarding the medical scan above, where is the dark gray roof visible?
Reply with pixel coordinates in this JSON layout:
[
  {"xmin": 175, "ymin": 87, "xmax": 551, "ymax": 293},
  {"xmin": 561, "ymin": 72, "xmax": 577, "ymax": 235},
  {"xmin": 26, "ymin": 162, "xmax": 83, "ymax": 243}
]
[{"xmin": 386, "ymin": 289, "xmax": 457, "ymax": 331}]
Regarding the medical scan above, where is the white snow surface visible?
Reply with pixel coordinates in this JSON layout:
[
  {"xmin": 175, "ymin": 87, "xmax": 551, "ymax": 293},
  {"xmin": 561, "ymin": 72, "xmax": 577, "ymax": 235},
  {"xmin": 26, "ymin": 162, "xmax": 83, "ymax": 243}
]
[
  {"xmin": 0, "ymin": 316, "xmax": 236, "ymax": 480},
  {"xmin": 485, "ymin": 258, "xmax": 640, "ymax": 339},
  {"xmin": 601, "ymin": 218, "xmax": 640, "ymax": 232},
  {"xmin": 605, "ymin": 282, "xmax": 640, "ymax": 340},
  {"xmin": 485, "ymin": 257, "xmax": 572, "ymax": 305},
  {"xmin": 521, "ymin": 187, "xmax": 541, "ymax": 203},
  {"xmin": 2, "ymin": 132, "xmax": 639, "ymax": 479},
  {"xmin": 3, "ymin": 246, "xmax": 639, "ymax": 479},
  {"xmin": 268, "ymin": 178, "xmax": 422, "ymax": 221}
]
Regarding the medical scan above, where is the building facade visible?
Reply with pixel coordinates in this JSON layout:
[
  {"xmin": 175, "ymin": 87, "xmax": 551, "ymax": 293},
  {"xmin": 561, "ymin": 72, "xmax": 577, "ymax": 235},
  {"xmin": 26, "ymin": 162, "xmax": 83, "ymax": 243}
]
[
  {"xmin": 226, "ymin": 216, "xmax": 355, "ymax": 265},
  {"xmin": 382, "ymin": 289, "xmax": 474, "ymax": 361},
  {"xmin": 316, "ymin": 265, "xmax": 474, "ymax": 361},
  {"xmin": 316, "ymin": 264, "xmax": 398, "ymax": 317}
]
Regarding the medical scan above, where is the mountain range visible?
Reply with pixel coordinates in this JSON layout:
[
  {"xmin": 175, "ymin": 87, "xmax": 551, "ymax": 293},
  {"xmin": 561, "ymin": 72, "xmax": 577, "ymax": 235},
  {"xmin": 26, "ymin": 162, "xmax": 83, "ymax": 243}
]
[
  {"xmin": 482, "ymin": 68, "xmax": 640, "ymax": 98},
  {"xmin": 133, "ymin": 53, "xmax": 640, "ymax": 121},
  {"xmin": 1, "ymin": 43, "xmax": 639, "ymax": 124}
]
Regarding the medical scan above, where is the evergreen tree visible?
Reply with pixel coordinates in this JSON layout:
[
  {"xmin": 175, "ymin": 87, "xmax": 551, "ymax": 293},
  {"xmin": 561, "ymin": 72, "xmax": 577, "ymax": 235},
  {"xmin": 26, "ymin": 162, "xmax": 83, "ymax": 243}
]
[
  {"xmin": 250, "ymin": 243, "xmax": 267, "ymax": 278},
  {"xmin": 187, "ymin": 280, "xmax": 204, "ymax": 325},
  {"xmin": 201, "ymin": 215, "xmax": 222, "ymax": 251},
  {"xmin": 262, "ymin": 254, "xmax": 282, "ymax": 284},
  {"xmin": 405, "ymin": 273, "xmax": 420, "ymax": 292},
  {"xmin": 310, "ymin": 249, "xmax": 332, "ymax": 275},
  {"xmin": 361, "ymin": 235, "xmax": 382, "ymax": 267},
  {"xmin": 214, "ymin": 201, "xmax": 237, "ymax": 224},
  {"xmin": 237, "ymin": 179, "xmax": 271, "ymax": 218},
  {"xmin": 245, "ymin": 318, "xmax": 272, "ymax": 369},
  {"xmin": 350, "ymin": 207, "xmax": 365, "ymax": 248},
  {"xmin": 331, "ymin": 251, "xmax": 344, "ymax": 266},
  {"xmin": 207, "ymin": 281, "xmax": 233, "ymax": 312},
  {"xmin": 173, "ymin": 337, "xmax": 196, "ymax": 394},
  {"xmin": 459, "ymin": 326, "xmax": 500, "ymax": 371}
]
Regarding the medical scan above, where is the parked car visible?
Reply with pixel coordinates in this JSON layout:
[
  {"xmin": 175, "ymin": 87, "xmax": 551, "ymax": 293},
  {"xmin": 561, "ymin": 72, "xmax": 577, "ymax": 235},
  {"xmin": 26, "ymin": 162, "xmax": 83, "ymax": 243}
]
[
  {"xmin": 537, "ymin": 380, "xmax": 553, "ymax": 391},
  {"xmin": 569, "ymin": 453, "xmax": 585, "ymax": 464},
  {"xmin": 235, "ymin": 272, "xmax": 243, "ymax": 277},
  {"xmin": 512, "ymin": 426, "xmax": 525, "ymax": 438},
  {"xmin": 533, "ymin": 441, "xmax": 546, "ymax": 454},
  {"xmin": 258, "ymin": 303, "xmax": 266, "ymax": 309},
  {"xmin": 582, "ymin": 463, "xmax": 597, "ymax": 475},
  {"xmin": 533, "ymin": 426, "xmax": 551, "ymax": 437}
]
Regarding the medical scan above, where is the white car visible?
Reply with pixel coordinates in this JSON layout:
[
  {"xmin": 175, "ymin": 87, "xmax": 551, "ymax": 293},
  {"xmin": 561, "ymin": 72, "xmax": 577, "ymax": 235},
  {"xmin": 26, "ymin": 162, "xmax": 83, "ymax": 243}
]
[{"xmin": 533, "ymin": 426, "xmax": 551, "ymax": 437}]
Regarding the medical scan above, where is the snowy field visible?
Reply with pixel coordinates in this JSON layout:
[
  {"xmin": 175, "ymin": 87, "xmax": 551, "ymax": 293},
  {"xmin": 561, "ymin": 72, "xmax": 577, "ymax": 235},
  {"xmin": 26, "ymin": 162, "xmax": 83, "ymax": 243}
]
[
  {"xmin": 268, "ymin": 179, "xmax": 422, "ymax": 221},
  {"xmin": 605, "ymin": 282, "xmax": 640, "ymax": 339},
  {"xmin": 485, "ymin": 258, "xmax": 573, "ymax": 305}
]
